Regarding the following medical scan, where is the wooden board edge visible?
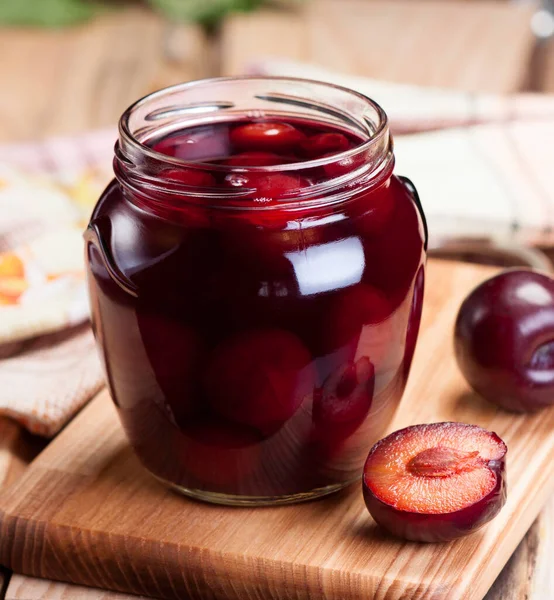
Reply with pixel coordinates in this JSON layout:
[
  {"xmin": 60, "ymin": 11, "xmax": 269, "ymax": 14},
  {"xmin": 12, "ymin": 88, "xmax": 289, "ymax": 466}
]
[
  {"xmin": 3, "ymin": 489, "xmax": 553, "ymax": 600},
  {"xmin": 0, "ymin": 261, "xmax": 552, "ymax": 599},
  {"xmin": 0, "ymin": 511, "xmax": 424, "ymax": 599}
]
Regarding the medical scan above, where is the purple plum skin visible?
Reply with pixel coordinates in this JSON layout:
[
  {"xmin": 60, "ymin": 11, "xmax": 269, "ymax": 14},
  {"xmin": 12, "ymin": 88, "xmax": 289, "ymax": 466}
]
[
  {"xmin": 455, "ymin": 269, "xmax": 554, "ymax": 412},
  {"xmin": 362, "ymin": 459, "xmax": 506, "ymax": 543}
]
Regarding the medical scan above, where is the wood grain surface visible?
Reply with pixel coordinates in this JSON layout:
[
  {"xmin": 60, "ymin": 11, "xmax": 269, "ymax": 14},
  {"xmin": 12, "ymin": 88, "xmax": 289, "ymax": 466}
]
[
  {"xmin": 0, "ymin": 8, "xmax": 209, "ymax": 142},
  {"xmin": 485, "ymin": 511, "xmax": 554, "ymax": 600},
  {"xmin": 0, "ymin": 420, "xmax": 32, "ymax": 490},
  {"xmin": 5, "ymin": 576, "xmax": 141, "ymax": 600},
  {"xmin": 0, "ymin": 420, "xmax": 46, "ymax": 599},
  {"xmin": 0, "ymin": 419, "xmax": 139, "ymax": 600},
  {"xmin": 2, "ymin": 260, "xmax": 554, "ymax": 600},
  {"xmin": 535, "ymin": 39, "xmax": 554, "ymax": 92},
  {"xmin": 220, "ymin": 0, "xmax": 537, "ymax": 92}
]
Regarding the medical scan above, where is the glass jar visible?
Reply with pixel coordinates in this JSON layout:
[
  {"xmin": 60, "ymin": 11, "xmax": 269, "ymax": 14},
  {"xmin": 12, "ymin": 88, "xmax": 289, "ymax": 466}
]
[{"xmin": 85, "ymin": 77, "xmax": 427, "ymax": 506}]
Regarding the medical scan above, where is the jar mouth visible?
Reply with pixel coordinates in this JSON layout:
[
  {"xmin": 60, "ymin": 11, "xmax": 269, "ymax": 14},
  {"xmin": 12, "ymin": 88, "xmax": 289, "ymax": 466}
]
[
  {"xmin": 119, "ymin": 76, "xmax": 390, "ymax": 172},
  {"xmin": 116, "ymin": 76, "xmax": 393, "ymax": 210}
]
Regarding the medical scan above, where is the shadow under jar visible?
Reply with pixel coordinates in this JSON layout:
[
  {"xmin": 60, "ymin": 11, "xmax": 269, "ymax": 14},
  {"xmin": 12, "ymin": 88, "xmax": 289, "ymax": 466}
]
[{"xmin": 85, "ymin": 77, "xmax": 428, "ymax": 506}]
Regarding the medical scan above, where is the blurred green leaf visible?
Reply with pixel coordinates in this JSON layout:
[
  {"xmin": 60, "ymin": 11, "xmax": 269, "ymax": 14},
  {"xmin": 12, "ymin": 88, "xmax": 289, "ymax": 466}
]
[
  {"xmin": 0, "ymin": 0, "xmax": 302, "ymax": 29},
  {"xmin": 147, "ymin": 0, "xmax": 264, "ymax": 27},
  {"xmin": 0, "ymin": 0, "xmax": 99, "ymax": 26}
]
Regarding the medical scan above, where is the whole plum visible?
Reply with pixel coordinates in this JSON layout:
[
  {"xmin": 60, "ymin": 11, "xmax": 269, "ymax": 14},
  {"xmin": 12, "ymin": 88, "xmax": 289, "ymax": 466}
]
[{"xmin": 454, "ymin": 269, "xmax": 554, "ymax": 412}]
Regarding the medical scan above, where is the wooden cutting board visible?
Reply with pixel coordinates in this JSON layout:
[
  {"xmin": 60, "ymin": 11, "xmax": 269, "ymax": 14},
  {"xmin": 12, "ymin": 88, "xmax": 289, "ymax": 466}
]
[{"xmin": 2, "ymin": 259, "xmax": 554, "ymax": 600}]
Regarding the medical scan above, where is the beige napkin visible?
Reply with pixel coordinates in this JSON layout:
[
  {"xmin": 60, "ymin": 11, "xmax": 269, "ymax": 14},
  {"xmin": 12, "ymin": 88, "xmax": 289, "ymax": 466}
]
[
  {"xmin": 394, "ymin": 120, "xmax": 554, "ymax": 247},
  {"xmin": 0, "ymin": 132, "xmax": 114, "ymax": 436},
  {"xmin": 0, "ymin": 325, "xmax": 103, "ymax": 437}
]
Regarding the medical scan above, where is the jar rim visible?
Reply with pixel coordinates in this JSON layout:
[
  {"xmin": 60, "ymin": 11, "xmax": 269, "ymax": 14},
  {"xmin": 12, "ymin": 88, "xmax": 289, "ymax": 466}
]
[{"xmin": 118, "ymin": 75, "xmax": 390, "ymax": 173}]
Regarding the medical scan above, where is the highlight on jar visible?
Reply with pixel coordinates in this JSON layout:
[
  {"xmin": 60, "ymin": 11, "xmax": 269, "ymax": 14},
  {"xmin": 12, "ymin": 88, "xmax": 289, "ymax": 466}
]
[{"xmin": 84, "ymin": 76, "xmax": 428, "ymax": 506}]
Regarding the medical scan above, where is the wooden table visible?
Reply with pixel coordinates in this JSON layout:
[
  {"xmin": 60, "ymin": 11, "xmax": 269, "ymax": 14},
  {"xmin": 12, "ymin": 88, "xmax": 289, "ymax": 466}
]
[
  {"xmin": 220, "ymin": 0, "xmax": 537, "ymax": 90},
  {"xmin": 0, "ymin": 1, "xmax": 553, "ymax": 598},
  {"xmin": 0, "ymin": 7, "xmax": 210, "ymax": 140}
]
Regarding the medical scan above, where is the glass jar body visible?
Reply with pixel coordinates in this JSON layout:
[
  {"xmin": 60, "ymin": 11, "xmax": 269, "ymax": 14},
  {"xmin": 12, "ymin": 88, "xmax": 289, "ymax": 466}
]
[{"xmin": 85, "ymin": 78, "xmax": 427, "ymax": 505}]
